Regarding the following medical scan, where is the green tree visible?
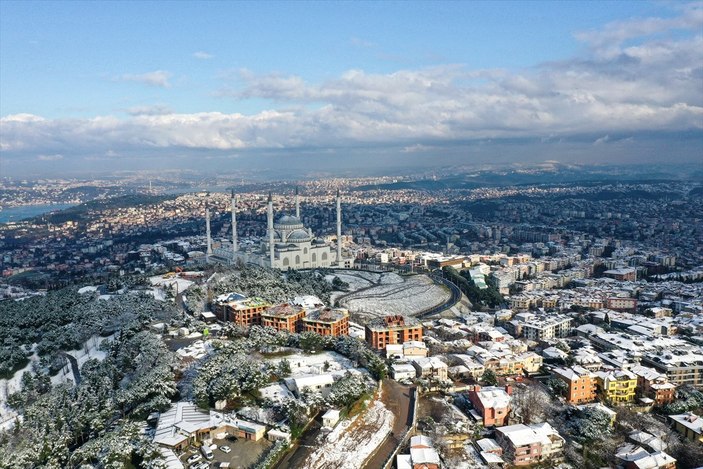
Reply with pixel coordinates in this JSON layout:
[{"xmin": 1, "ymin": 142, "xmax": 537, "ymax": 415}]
[{"xmin": 481, "ymin": 369, "xmax": 498, "ymax": 386}]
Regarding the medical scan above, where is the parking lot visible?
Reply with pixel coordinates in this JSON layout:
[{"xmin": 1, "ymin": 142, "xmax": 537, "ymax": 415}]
[{"xmin": 179, "ymin": 435, "xmax": 274, "ymax": 469}]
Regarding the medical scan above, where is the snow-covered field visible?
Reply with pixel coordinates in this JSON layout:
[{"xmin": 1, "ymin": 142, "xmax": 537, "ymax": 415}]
[
  {"xmin": 302, "ymin": 399, "xmax": 394, "ymax": 469},
  {"xmin": 335, "ymin": 273, "xmax": 450, "ymax": 319}
]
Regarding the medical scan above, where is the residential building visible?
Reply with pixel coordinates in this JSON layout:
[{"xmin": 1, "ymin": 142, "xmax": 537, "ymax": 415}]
[
  {"xmin": 412, "ymin": 357, "xmax": 448, "ymax": 381},
  {"xmin": 214, "ymin": 294, "xmax": 271, "ymax": 326},
  {"xmin": 365, "ymin": 315, "xmax": 423, "ymax": 350},
  {"xmin": 604, "ymin": 267, "xmax": 637, "ymax": 281},
  {"xmin": 495, "ymin": 422, "xmax": 564, "ymax": 466},
  {"xmin": 595, "ymin": 369, "xmax": 637, "ymax": 405},
  {"xmin": 642, "ymin": 349, "xmax": 703, "ymax": 388},
  {"xmin": 391, "ymin": 363, "xmax": 417, "ymax": 381},
  {"xmin": 467, "ymin": 385, "xmax": 512, "ymax": 427},
  {"xmin": 630, "ymin": 365, "xmax": 676, "ymax": 406},
  {"xmin": 302, "ymin": 307, "xmax": 349, "ymax": 336},
  {"xmin": 397, "ymin": 435, "xmax": 441, "ymax": 469},
  {"xmin": 285, "ymin": 374, "xmax": 335, "ymax": 397},
  {"xmin": 511, "ymin": 312, "xmax": 571, "ymax": 341},
  {"xmin": 152, "ymin": 402, "xmax": 267, "ymax": 450},
  {"xmin": 669, "ymin": 412, "xmax": 703, "ymax": 443},
  {"xmin": 615, "ymin": 444, "xmax": 676, "ymax": 469},
  {"xmin": 552, "ymin": 366, "xmax": 597, "ymax": 404},
  {"xmin": 261, "ymin": 303, "xmax": 306, "ymax": 333},
  {"xmin": 607, "ymin": 297, "xmax": 638, "ymax": 312}
]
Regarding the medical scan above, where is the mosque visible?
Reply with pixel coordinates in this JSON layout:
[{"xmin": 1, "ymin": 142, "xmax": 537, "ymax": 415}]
[{"xmin": 210, "ymin": 188, "xmax": 352, "ymax": 270}]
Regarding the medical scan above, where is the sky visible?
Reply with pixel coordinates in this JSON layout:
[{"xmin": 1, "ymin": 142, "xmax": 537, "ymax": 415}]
[{"xmin": 1, "ymin": 0, "xmax": 702, "ymax": 177}]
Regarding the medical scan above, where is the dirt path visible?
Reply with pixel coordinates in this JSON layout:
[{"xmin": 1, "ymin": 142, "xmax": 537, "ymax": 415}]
[{"xmin": 361, "ymin": 380, "xmax": 414, "ymax": 469}]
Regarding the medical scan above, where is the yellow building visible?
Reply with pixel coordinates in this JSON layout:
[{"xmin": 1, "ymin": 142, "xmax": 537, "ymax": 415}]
[
  {"xmin": 669, "ymin": 412, "xmax": 703, "ymax": 443},
  {"xmin": 595, "ymin": 370, "xmax": 637, "ymax": 405}
]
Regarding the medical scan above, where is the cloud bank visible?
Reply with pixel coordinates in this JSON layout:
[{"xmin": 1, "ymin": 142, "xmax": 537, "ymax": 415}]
[{"xmin": 2, "ymin": 4, "xmax": 702, "ymax": 171}]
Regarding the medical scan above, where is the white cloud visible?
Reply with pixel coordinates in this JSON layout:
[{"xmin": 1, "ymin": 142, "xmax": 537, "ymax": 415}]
[
  {"xmin": 193, "ymin": 51, "xmax": 214, "ymax": 60},
  {"xmin": 117, "ymin": 70, "xmax": 172, "ymax": 88},
  {"xmin": 2, "ymin": 5, "xmax": 702, "ymax": 162},
  {"xmin": 37, "ymin": 154, "xmax": 63, "ymax": 161},
  {"xmin": 593, "ymin": 135, "xmax": 610, "ymax": 145},
  {"xmin": 574, "ymin": 2, "xmax": 703, "ymax": 56}
]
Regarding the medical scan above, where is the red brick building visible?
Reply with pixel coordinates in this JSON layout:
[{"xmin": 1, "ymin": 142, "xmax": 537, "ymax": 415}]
[
  {"xmin": 365, "ymin": 315, "xmax": 423, "ymax": 350},
  {"xmin": 214, "ymin": 294, "xmax": 271, "ymax": 327},
  {"xmin": 261, "ymin": 303, "xmax": 306, "ymax": 333},
  {"xmin": 302, "ymin": 307, "xmax": 349, "ymax": 337}
]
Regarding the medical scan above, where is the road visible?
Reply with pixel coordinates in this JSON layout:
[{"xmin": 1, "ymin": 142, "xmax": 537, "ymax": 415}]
[
  {"xmin": 361, "ymin": 380, "xmax": 414, "ymax": 469},
  {"xmin": 274, "ymin": 419, "xmax": 322, "ymax": 469},
  {"xmin": 61, "ymin": 352, "xmax": 81, "ymax": 385},
  {"xmin": 416, "ymin": 274, "xmax": 462, "ymax": 318}
]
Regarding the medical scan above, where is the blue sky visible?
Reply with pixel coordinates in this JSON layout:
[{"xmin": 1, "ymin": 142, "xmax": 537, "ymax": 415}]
[{"xmin": 1, "ymin": 1, "xmax": 701, "ymax": 176}]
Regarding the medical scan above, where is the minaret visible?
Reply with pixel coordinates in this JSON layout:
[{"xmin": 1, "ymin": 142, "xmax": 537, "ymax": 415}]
[
  {"xmin": 205, "ymin": 200, "xmax": 213, "ymax": 261},
  {"xmin": 295, "ymin": 186, "xmax": 300, "ymax": 219},
  {"xmin": 267, "ymin": 192, "xmax": 275, "ymax": 267},
  {"xmin": 231, "ymin": 189, "xmax": 238, "ymax": 257},
  {"xmin": 336, "ymin": 189, "xmax": 342, "ymax": 266}
]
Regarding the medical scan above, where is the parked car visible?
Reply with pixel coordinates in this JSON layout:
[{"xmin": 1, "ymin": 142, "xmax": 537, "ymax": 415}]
[
  {"xmin": 186, "ymin": 454, "xmax": 202, "ymax": 464},
  {"xmin": 201, "ymin": 444, "xmax": 214, "ymax": 460},
  {"xmin": 219, "ymin": 445, "xmax": 231, "ymax": 453}
]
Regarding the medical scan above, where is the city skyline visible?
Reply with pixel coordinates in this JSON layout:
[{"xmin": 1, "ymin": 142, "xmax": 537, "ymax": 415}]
[{"xmin": 1, "ymin": 1, "xmax": 702, "ymax": 176}]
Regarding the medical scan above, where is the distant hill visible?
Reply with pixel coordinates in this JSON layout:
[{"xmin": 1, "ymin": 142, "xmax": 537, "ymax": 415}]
[{"xmin": 33, "ymin": 194, "xmax": 171, "ymax": 224}]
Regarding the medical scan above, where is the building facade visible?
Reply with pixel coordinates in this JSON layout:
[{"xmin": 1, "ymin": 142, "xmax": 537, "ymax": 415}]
[
  {"xmin": 261, "ymin": 303, "xmax": 306, "ymax": 333},
  {"xmin": 595, "ymin": 370, "xmax": 637, "ymax": 405},
  {"xmin": 365, "ymin": 315, "xmax": 423, "ymax": 350},
  {"xmin": 467, "ymin": 385, "xmax": 512, "ymax": 427},
  {"xmin": 552, "ymin": 366, "xmax": 597, "ymax": 404},
  {"xmin": 302, "ymin": 307, "xmax": 349, "ymax": 336},
  {"xmin": 214, "ymin": 295, "xmax": 271, "ymax": 326},
  {"xmin": 495, "ymin": 423, "xmax": 564, "ymax": 466}
]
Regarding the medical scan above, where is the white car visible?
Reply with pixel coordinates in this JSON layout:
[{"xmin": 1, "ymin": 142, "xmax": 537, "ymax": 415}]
[
  {"xmin": 186, "ymin": 454, "xmax": 202, "ymax": 464},
  {"xmin": 219, "ymin": 445, "xmax": 231, "ymax": 453}
]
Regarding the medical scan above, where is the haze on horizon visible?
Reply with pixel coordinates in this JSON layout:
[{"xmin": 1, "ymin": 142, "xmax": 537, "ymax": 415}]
[{"xmin": 0, "ymin": 1, "xmax": 702, "ymax": 178}]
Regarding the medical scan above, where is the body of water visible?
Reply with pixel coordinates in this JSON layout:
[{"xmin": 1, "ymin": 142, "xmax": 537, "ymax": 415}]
[{"xmin": 0, "ymin": 203, "xmax": 77, "ymax": 223}]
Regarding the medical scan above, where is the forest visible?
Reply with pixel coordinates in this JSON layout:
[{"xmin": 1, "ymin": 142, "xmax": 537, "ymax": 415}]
[{"xmin": 0, "ymin": 286, "xmax": 178, "ymax": 378}]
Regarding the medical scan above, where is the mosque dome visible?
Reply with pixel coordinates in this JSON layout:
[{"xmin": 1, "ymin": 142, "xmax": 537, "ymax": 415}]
[
  {"xmin": 287, "ymin": 229, "xmax": 311, "ymax": 242},
  {"xmin": 275, "ymin": 215, "xmax": 304, "ymax": 230}
]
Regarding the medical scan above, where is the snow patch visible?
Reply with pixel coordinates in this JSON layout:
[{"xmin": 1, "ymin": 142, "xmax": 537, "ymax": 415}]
[{"xmin": 302, "ymin": 399, "xmax": 394, "ymax": 469}]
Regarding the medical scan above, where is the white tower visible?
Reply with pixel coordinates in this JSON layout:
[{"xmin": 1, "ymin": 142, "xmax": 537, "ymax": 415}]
[
  {"xmin": 295, "ymin": 186, "xmax": 300, "ymax": 219},
  {"xmin": 267, "ymin": 192, "xmax": 275, "ymax": 266},
  {"xmin": 231, "ymin": 189, "xmax": 238, "ymax": 256},
  {"xmin": 336, "ymin": 189, "xmax": 342, "ymax": 266},
  {"xmin": 205, "ymin": 201, "xmax": 213, "ymax": 261}
]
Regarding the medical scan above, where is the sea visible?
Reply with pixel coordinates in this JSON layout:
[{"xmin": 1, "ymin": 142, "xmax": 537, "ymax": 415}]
[{"xmin": 0, "ymin": 203, "xmax": 76, "ymax": 223}]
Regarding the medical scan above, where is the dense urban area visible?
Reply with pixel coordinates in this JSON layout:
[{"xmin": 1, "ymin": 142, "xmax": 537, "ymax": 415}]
[{"xmin": 1, "ymin": 166, "xmax": 703, "ymax": 469}]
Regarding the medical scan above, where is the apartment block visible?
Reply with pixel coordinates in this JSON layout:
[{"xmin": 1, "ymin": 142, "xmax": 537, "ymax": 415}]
[
  {"xmin": 495, "ymin": 423, "xmax": 564, "ymax": 466},
  {"xmin": 630, "ymin": 365, "xmax": 676, "ymax": 406},
  {"xmin": 552, "ymin": 366, "xmax": 597, "ymax": 404},
  {"xmin": 214, "ymin": 294, "xmax": 271, "ymax": 326},
  {"xmin": 261, "ymin": 303, "xmax": 306, "ymax": 333},
  {"xmin": 365, "ymin": 315, "xmax": 423, "ymax": 350},
  {"xmin": 302, "ymin": 307, "xmax": 349, "ymax": 337},
  {"xmin": 595, "ymin": 369, "xmax": 637, "ymax": 405}
]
